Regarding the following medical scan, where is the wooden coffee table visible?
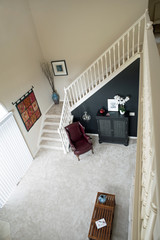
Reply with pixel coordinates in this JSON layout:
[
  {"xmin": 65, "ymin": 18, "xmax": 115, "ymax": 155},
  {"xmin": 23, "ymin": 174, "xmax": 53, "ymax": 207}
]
[{"xmin": 88, "ymin": 192, "xmax": 115, "ymax": 240}]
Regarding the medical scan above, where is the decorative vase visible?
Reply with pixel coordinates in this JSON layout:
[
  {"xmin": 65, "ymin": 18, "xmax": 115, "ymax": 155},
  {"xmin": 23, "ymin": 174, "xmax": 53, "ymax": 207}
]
[
  {"xmin": 120, "ymin": 110, "xmax": 125, "ymax": 115},
  {"xmin": 98, "ymin": 194, "xmax": 107, "ymax": 204},
  {"xmin": 119, "ymin": 104, "xmax": 125, "ymax": 115},
  {"xmin": 52, "ymin": 91, "xmax": 59, "ymax": 104}
]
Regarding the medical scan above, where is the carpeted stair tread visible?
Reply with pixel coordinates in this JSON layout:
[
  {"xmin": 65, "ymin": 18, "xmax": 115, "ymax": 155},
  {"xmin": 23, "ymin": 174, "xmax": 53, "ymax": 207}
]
[
  {"xmin": 41, "ymin": 132, "xmax": 61, "ymax": 141},
  {"xmin": 43, "ymin": 125, "xmax": 58, "ymax": 131},
  {"xmin": 40, "ymin": 140, "xmax": 63, "ymax": 149},
  {"xmin": 46, "ymin": 102, "xmax": 63, "ymax": 115},
  {"xmin": 44, "ymin": 117, "xmax": 60, "ymax": 124}
]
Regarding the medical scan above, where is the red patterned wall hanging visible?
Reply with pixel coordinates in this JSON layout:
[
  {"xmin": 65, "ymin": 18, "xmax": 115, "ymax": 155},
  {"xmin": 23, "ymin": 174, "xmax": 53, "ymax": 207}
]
[{"xmin": 13, "ymin": 87, "xmax": 41, "ymax": 131}]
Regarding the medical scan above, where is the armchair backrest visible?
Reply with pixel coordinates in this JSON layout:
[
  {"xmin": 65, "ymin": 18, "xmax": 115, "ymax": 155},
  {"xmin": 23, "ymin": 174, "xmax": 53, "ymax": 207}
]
[{"xmin": 65, "ymin": 122, "xmax": 84, "ymax": 143}]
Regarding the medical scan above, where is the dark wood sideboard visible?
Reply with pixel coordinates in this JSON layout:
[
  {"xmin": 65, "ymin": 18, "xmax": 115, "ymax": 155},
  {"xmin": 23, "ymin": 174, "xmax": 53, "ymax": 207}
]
[{"xmin": 96, "ymin": 112, "xmax": 129, "ymax": 146}]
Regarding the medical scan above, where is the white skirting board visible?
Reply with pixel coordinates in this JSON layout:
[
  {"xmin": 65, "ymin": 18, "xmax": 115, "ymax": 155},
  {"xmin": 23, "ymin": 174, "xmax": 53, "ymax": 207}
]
[{"xmin": 87, "ymin": 133, "xmax": 137, "ymax": 139}]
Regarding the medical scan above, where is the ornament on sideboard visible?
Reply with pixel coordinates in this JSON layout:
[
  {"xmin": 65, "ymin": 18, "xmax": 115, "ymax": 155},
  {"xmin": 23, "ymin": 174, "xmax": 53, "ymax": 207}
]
[
  {"xmin": 119, "ymin": 105, "xmax": 126, "ymax": 115},
  {"xmin": 82, "ymin": 111, "xmax": 91, "ymax": 121},
  {"xmin": 100, "ymin": 108, "xmax": 105, "ymax": 114},
  {"xmin": 114, "ymin": 95, "xmax": 130, "ymax": 115}
]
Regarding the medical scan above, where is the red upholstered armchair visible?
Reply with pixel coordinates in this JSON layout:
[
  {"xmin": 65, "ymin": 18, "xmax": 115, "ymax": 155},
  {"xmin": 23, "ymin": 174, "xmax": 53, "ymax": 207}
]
[{"xmin": 65, "ymin": 122, "xmax": 93, "ymax": 161}]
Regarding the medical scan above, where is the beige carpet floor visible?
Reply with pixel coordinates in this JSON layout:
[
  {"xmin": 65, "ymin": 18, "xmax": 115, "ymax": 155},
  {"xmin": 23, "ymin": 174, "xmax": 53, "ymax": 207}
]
[{"xmin": 0, "ymin": 136, "xmax": 137, "ymax": 240}]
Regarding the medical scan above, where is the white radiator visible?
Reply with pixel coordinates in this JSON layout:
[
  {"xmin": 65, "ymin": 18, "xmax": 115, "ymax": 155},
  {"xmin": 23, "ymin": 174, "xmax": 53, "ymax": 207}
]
[{"xmin": 0, "ymin": 112, "xmax": 33, "ymax": 208}]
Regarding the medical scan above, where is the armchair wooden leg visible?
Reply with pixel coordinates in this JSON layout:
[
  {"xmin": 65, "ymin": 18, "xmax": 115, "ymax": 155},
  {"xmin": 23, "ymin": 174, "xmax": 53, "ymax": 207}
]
[
  {"xmin": 76, "ymin": 155, "xmax": 80, "ymax": 161},
  {"xmin": 92, "ymin": 147, "xmax": 94, "ymax": 154}
]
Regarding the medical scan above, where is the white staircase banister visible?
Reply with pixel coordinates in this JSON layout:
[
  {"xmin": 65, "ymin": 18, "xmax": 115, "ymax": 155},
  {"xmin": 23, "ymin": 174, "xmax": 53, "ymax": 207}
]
[
  {"xmin": 66, "ymin": 13, "xmax": 145, "ymax": 92},
  {"xmin": 59, "ymin": 12, "xmax": 145, "ymax": 155}
]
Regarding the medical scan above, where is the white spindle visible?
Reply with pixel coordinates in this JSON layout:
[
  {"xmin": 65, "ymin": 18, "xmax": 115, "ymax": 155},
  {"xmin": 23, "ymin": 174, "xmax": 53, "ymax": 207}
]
[
  {"xmin": 127, "ymin": 32, "xmax": 130, "ymax": 60},
  {"xmin": 79, "ymin": 76, "xmax": 84, "ymax": 98},
  {"xmin": 138, "ymin": 21, "xmax": 141, "ymax": 52},
  {"xmin": 73, "ymin": 82, "xmax": 78, "ymax": 102},
  {"xmin": 85, "ymin": 72, "xmax": 90, "ymax": 93},
  {"xmin": 69, "ymin": 85, "xmax": 74, "ymax": 104},
  {"xmin": 87, "ymin": 71, "xmax": 91, "ymax": 92},
  {"xmin": 83, "ymin": 74, "xmax": 87, "ymax": 95},
  {"xmin": 76, "ymin": 81, "xmax": 81, "ymax": 100},
  {"xmin": 104, "ymin": 53, "xmax": 108, "ymax": 77},
  {"xmin": 93, "ymin": 65, "xmax": 97, "ymax": 86},
  {"xmin": 74, "ymin": 82, "xmax": 79, "ymax": 101},
  {"xmin": 96, "ymin": 60, "xmax": 100, "ymax": 84},
  {"xmin": 101, "ymin": 57, "xmax": 104, "ymax": 81},
  {"xmin": 123, "ymin": 37, "xmax": 125, "ymax": 64},
  {"xmin": 90, "ymin": 68, "xmax": 94, "ymax": 89},
  {"xmin": 113, "ymin": 45, "xmax": 116, "ymax": 71},
  {"xmin": 68, "ymin": 88, "xmax": 73, "ymax": 107},
  {"xmin": 77, "ymin": 79, "xmax": 81, "ymax": 100},
  {"xmin": 109, "ymin": 49, "xmax": 112, "ymax": 74},
  {"xmin": 118, "ymin": 41, "xmax": 120, "ymax": 67},
  {"xmin": 132, "ymin": 27, "xmax": 135, "ymax": 56},
  {"xmin": 71, "ymin": 85, "xmax": 76, "ymax": 104},
  {"xmin": 79, "ymin": 76, "xmax": 83, "ymax": 98},
  {"xmin": 82, "ymin": 76, "xmax": 86, "ymax": 97}
]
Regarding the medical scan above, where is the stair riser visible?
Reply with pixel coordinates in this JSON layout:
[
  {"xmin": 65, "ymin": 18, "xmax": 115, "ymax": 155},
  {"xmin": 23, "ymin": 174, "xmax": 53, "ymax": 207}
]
[
  {"xmin": 43, "ymin": 122, "xmax": 60, "ymax": 126},
  {"xmin": 43, "ymin": 124, "xmax": 59, "ymax": 131},
  {"xmin": 45, "ymin": 114, "xmax": 61, "ymax": 119},
  {"xmin": 40, "ymin": 145, "xmax": 63, "ymax": 150},
  {"xmin": 38, "ymin": 102, "xmax": 63, "ymax": 150},
  {"xmin": 41, "ymin": 137, "xmax": 61, "ymax": 142},
  {"xmin": 42, "ymin": 129, "xmax": 58, "ymax": 133}
]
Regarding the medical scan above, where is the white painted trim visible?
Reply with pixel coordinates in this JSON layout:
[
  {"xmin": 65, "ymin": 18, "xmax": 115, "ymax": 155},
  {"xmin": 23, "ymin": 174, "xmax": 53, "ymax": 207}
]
[
  {"xmin": 86, "ymin": 133, "xmax": 98, "ymax": 136},
  {"xmin": 44, "ymin": 102, "xmax": 54, "ymax": 115},
  {"xmin": 37, "ymin": 113, "xmax": 45, "ymax": 148},
  {"xmin": 87, "ymin": 133, "xmax": 137, "ymax": 139},
  {"xmin": 129, "ymin": 136, "xmax": 137, "ymax": 139},
  {"xmin": 32, "ymin": 147, "xmax": 40, "ymax": 158}
]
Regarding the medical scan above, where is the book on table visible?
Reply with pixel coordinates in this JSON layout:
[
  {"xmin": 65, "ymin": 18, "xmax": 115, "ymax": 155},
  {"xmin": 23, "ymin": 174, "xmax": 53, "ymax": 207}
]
[{"xmin": 95, "ymin": 218, "xmax": 107, "ymax": 229}]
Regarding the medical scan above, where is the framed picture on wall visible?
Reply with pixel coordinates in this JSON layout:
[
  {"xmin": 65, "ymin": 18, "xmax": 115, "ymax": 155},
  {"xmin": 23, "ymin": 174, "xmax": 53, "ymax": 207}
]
[
  {"xmin": 51, "ymin": 60, "xmax": 68, "ymax": 76},
  {"xmin": 107, "ymin": 99, "xmax": 118, "ymax": 111}
]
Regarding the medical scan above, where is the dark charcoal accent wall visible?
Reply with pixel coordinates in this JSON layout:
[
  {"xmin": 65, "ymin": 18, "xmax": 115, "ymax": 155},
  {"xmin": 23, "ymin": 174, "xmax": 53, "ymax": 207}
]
[{"xmin": 72, "ymin": 59, "xmax": 140, "ymax": 136}]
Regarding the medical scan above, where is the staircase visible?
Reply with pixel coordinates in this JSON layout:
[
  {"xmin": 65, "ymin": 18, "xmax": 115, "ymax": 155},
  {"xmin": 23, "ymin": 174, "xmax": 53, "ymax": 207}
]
[
  {"xmin": 39, "ymin": 102, "xmax": 63, "ymax": 151},
  {"xmin": 58, "ymin": 13, "xmax": 146, "ymax": 153}
]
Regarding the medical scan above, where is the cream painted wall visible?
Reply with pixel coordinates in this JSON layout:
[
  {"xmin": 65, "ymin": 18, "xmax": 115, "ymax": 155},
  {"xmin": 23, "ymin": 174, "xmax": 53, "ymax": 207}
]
[
  {"xmin": 148, "ymin": 0, "xmax": 160, "ymax": 21},
  {"xmin": 0, "ymin": 0, "xmax": 148, "ymax": 155},
  {"xmin": 0, "ymin": 0, "xmax": 53, "ymax": 156},
  {"xmin": 29, "ymin": 0, "xmax": 148, "ymax": 100}
]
